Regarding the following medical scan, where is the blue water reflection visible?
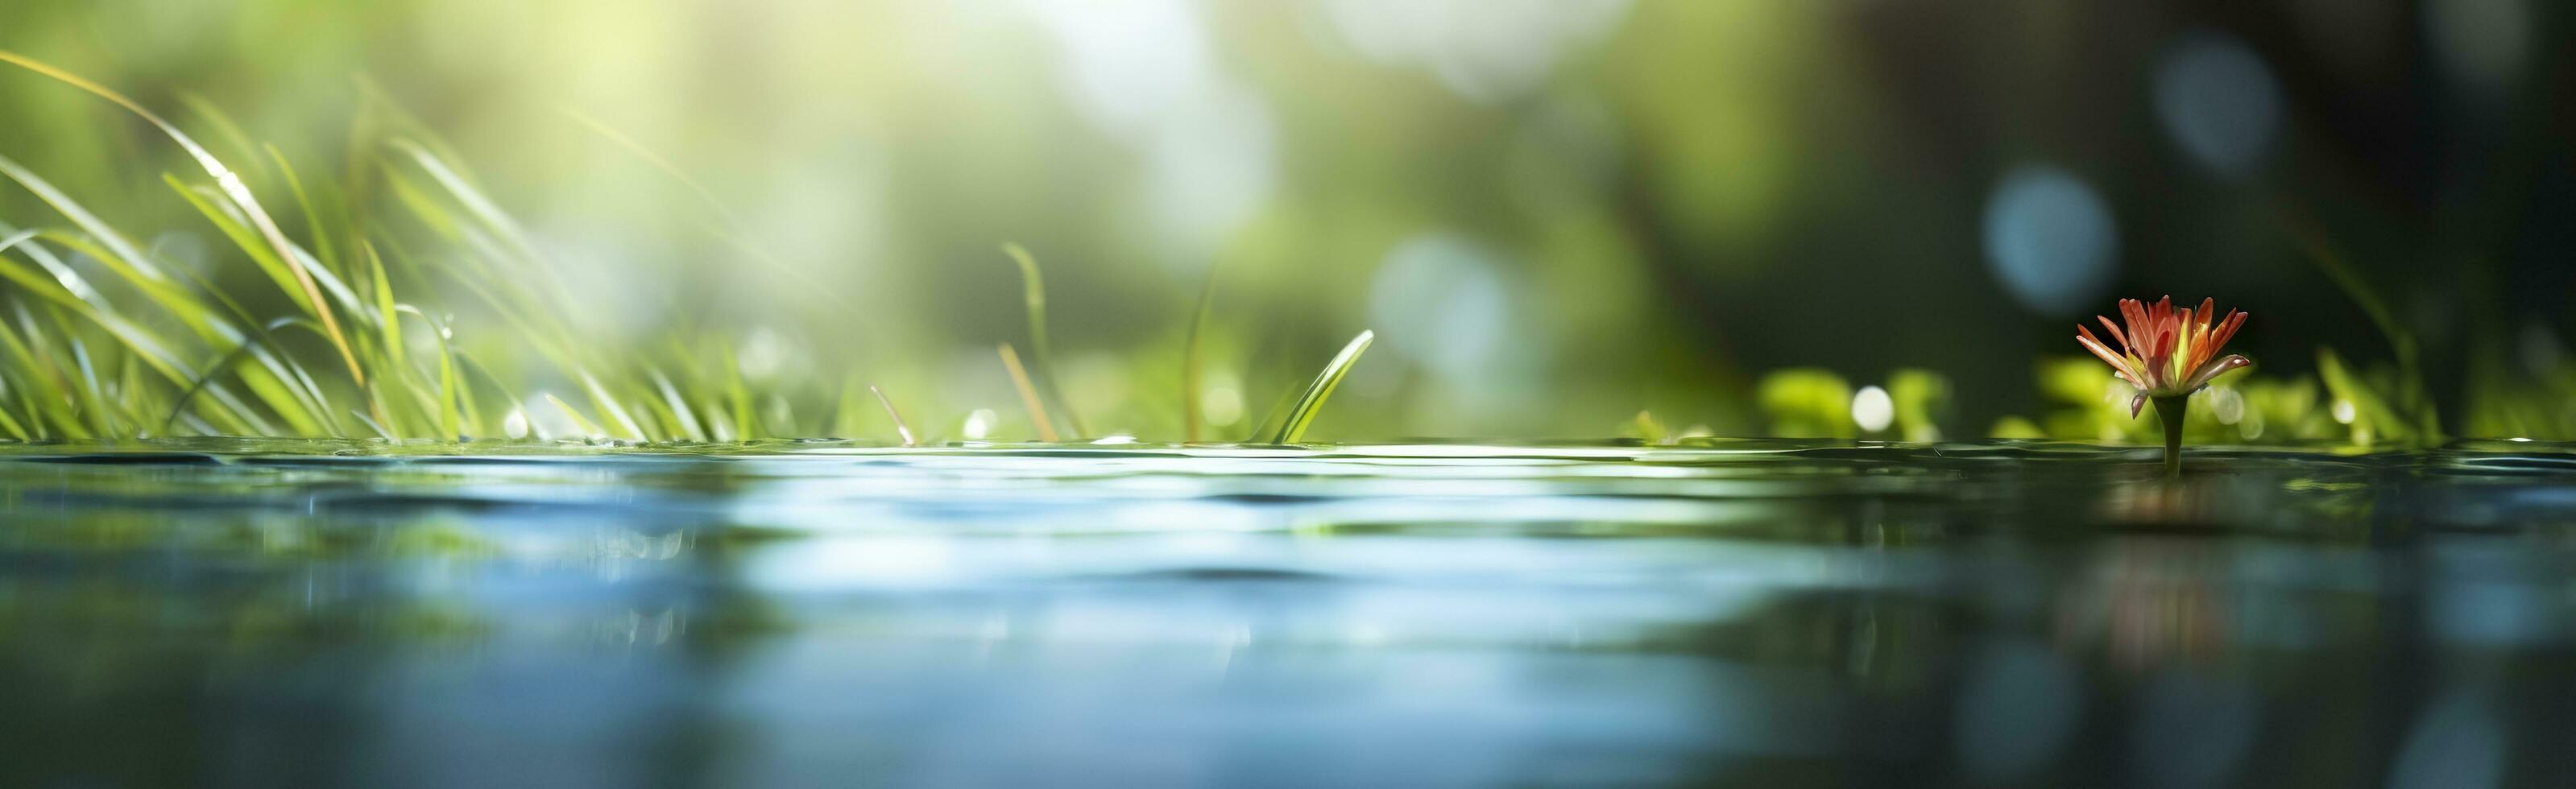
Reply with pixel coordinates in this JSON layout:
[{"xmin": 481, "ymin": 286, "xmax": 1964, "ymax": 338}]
[{"xmin": 2, "ymin": 440, "xmax": 2573, "ymax": 786}]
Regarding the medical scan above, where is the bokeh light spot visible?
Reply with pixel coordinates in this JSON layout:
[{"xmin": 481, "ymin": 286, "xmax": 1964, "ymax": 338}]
[
  {"xmin": 1202, "ymin": 384, "xmax": 1244, "ymax": 428},
  {"xmin": 1982, "ymin": 165, "xmax": 2118, "ymax": 316},
  {"xmin": 2209, "ymin": 387, "xmax": 2245, "ymax": 425},
  {"xmin": 1369, "ymin": 233, "xmax": 1513, "ymax": 382},
  {"xmin": 2425, "ymin": 0, "xmax": 2530, "ymax": 92},
  {"xmin": 1851, "ymin": 386, "xmax": 1893, "ymax": 433},
  {"xmin": 2153, "ymin": 32, "xmax": 2283, "ymax": 179},
  {"xmin": 1322, "ymin": 0, "xmax": 1628, "ymax": 102}
]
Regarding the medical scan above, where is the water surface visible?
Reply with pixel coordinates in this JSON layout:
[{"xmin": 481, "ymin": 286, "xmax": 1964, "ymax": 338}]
[{"xmin": 3, "ymin": 440, "xmax": 2574, "ymax": 787}]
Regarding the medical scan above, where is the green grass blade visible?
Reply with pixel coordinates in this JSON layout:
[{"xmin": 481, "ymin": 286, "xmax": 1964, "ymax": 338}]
[
  {"xmin": 1000, "ymin": 243, "xmax": 1089, "ymax": 438},
  {"xmin": 66, "ymin": 332, "xmax": 117, "ymax": 439},
  {"xmin": 160, "ymin": 332, "xmax": 267, "ymax": 436},
  {"xmin": 1182, "ymin": 268, "xmax": 1218, "ymax": 443},
  {"xmin": 2317, "ymin": 347, "xmax": 2413, "ymax": 446},
  {"xmin": 165, "ymin": 176, "xmax": 366, "ymax": 318},
  {"xmin": 386, "ymin": 139, "xmax": 549, "ymax": 266},
  {"xmin": 1, "ymin": 155, "xmax": 320, "ymax": 436},
  {"xmin": 649, "ymin": 369, "xmax": 708, "ymax": 442},
  {"xmin": 178, "ymin": 93, "xmax": 271, "ymax": 185},
  {"xmin": 719, "ymin": 345, "xmax": 756, "ymax": 441},
  {"xmin": 390, "ymin": 305, "xmax": 464, "ymax": 440},
  {"xmin": 542, "ymin": 392, "xmax": 605, "ymax": 439},
  {"xmin": 364, "ymin": 242, "xmax": 404, "ymax": 368},
  {"xmin": 350, "ymin": 409, "xmax": 394, "ymax": 440},
  {"xmin": 1270, "ymin": 330, "xmax": 1373, "ymax": 445},
  {"xmin": 267, "ymin": 145, "xmax": 343, "ymax": 278},
  {"xmin": 580, "ymin": 371, "xmax": 648, "ymax": 440},
  {"xmin": 0, "ymin": 154, "xmax": 168, "ymax": 284},
  {"xmin": 998, "ymin": 342, "xmax": 1058, "ymax": 443},
  {"xmin": 0, "ymin": 227, "xmax": 285, "ymax": 434},
  {"xmin": 435, "ymin": 337, "xmax": 462, "ymax": 440},
  {"xmin": 0, "ymin": 304, "xmax": 64, "ymax": 438},
  {"xmin": 871, "ymin": 384, "xmax": 917, "ymax": 447},
  {"xmin": 0, "ymin": 384, "xmax": 28, "ymax": 440}
]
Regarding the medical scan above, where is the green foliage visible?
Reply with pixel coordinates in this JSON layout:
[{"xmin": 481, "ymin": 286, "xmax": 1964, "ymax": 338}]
[
  {"xmin": 1756, "ymin": 369, "xmax": 1852, "ymax": 438},
  {"xmin": 1751, "ymin": 368, "xmax": 1949, "ymax": 441},
  {"xmin": 2007, "ymin": 352, "xmax": 2420, "ymax": 446},
  {"xmin": 2462, "ymin": 337, "xmax": 2576, "ymax": 440},
  {"xmin": 1, "ymin": 52, "xmax": 2563, "ymax": 449},
  {"xmin": 2315, "ymin": 348, "xmax": 2441, "ymax": 445},
  {"xmin": 1626, "ymin": 410, "xmax": 1669, "ymax": 444},
  {"xmin": 1988, "ymin": 415, "xmax": 2046, "ymax": 440},
  {"xmin": 0, "ymin": 52, "xmax": 1408, "ymax": 448},
  {"xmin": 1884, "ymin": 369, "xmax": 1950, "ymax": 442}
]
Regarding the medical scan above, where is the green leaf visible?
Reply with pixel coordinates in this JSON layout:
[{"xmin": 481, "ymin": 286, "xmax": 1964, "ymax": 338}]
[{"xmin": 1271, "ymin": 330, "xmax": 1373, "ymax": 445}]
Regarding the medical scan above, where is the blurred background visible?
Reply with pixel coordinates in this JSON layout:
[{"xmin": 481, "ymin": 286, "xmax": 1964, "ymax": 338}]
[{"xmin": 0, "ymin": 0, "xmax": 2568, "ymax": 442}]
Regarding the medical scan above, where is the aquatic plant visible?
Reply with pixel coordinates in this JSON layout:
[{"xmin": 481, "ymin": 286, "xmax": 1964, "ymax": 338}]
[{"xmin": 2075, "ymin": 296, "xmax": 2251, "ymax": 476}]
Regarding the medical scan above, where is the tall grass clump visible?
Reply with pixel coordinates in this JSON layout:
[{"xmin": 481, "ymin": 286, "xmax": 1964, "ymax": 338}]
[{"xmin": 0, "ymin": 54, "xmax": 1377, "ymax": 447}]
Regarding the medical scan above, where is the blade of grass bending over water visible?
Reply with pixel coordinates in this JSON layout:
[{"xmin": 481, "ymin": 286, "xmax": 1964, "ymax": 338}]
[
  {"xmin": 1270, "ymin": 330, "xmax": 1373, "ymax": 445},
  {"xmin": 0, "ymin": 50, "xmax": 366, "ymax": 390},
  {"xmin": 871, "ymin": 385, "xmax": 917, "ymax": 447},
  {"xmin": 1000, "ymin": 243, "xmax": 1090, "ymax": 439},
  {"xmin": 997, "ymin": 342, "xmax": 1058, "ymax": 442}
]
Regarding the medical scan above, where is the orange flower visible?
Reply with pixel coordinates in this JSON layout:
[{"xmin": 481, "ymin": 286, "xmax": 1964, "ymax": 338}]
[{"xmin": 2076, "ymin": 296, "xmax": 2250, "ymax": 417}]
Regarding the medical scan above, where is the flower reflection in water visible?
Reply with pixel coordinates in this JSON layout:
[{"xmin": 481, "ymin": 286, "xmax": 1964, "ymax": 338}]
[{"xmin": 2056, "ymin": 537, "xmax": 2229, "ymax": 672}]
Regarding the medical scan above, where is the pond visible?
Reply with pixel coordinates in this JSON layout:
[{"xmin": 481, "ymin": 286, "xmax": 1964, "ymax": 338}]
[{"xmin": 2, "ymin": 440, "xmax": 2574, "ymax": 787}]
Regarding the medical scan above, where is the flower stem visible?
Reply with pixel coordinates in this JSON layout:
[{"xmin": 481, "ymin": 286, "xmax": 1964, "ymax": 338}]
[{"xmin": 2151, "ymin": 394, "xmax": 2189, "ymax": 477}]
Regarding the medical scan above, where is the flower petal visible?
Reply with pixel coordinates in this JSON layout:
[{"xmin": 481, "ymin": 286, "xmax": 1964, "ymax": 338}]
[
  {"xmin": 2181, "ymin": 353, "xmax": 2251, "ymax": 391},
  {"xmin": 2077, "ymin": 333, "xmax": 2145, "ymax": 382},
  {"xmin": 2209, "ymin": 310, "xmax": 2247, "ymax": 353},
  {"xmin": 2096, "ymin": 316, "xmax": 2131, "ymax": 353},
  {"xmin": 2130, "ymin": 391, "xmax": 2149, "ymax": 419}
]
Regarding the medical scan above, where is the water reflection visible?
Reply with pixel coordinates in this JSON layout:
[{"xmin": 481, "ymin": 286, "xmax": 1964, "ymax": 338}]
[{"xmin": 1, "ymin": 440, "xmax": 2573, "ymax": 786}]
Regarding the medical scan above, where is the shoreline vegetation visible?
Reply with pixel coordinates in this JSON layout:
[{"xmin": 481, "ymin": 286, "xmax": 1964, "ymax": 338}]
[
  {"xmin": 0, "ymin": 52, "xmax": 1381, "ymax": 448},
  {"xmin": 0, "ymin": 53, "xmax": 2564, "ymax": 451}
]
